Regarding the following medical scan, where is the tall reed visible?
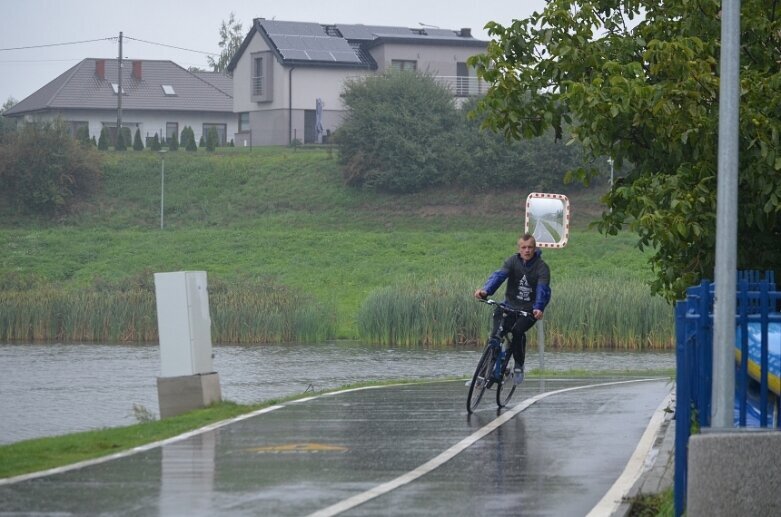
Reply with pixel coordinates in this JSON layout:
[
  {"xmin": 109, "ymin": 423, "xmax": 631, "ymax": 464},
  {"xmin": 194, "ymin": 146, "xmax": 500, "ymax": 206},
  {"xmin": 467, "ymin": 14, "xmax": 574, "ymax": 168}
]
[
  {"xmin": 0, "ymin": 283, "xmax": 335, "ymax": 344},
  {"xmin": 356, "ymin": 274, "xmax": 674, "ymax": 349}
]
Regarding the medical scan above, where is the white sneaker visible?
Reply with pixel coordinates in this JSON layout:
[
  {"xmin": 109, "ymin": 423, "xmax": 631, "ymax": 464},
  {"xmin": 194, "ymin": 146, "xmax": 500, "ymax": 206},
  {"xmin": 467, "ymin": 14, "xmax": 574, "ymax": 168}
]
[{"xmin": 513, "ymin": 367, "xmax": 524, "ymax": 385}]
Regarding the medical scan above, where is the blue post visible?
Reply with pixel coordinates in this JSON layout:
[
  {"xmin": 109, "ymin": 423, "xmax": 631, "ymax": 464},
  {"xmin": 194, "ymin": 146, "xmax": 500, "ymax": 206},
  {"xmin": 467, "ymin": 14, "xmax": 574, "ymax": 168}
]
[
  {"xmin": 674, "ymin": 300, "xmax": 690, "ymax": 517},
  {"xmin": 737, "ymin": 279, "xmax": 749, "ymax": 426},
  {"xmin": 760, "ymin": 280, "xmax": 769, "ymax": 426}
]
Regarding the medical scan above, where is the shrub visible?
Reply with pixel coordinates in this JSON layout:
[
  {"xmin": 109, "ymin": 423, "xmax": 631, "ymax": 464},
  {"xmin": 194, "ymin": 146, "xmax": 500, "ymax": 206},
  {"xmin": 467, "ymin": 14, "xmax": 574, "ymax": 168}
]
[
  {"xmin": 150, "ymin": 133, "xmax": 161, "ymax": 151},
  {"xmin": 337, "ymin": 71, "xmax": 459, "ymax": 192},
  {"xmin": 132, "ymin": 128, "xmax": 144, "ymax": 151},
  {"xmin": 75, "ymin": 126, "xmax": 91, "ymax": 146},
  {"xmin": 185, "ymin": 127, "xmax": 197, "ymax": 151},
  {"xmin": 0, "ymin": 120, "xmax": 102, "ymax": 215},
  {"xmin": 115, "ymin": 129, "xmax": 127, "ymax": 151},
  {"xmin": 206, "ymin": 127, "xmax": 218, "ymax": 152},
  {"xmin": 199, "ymin": 134, "xmax": 206, "ymax": 148},
  {"xmin": 98, "ymin": 127, "xmax": 109, "ymax": 150},
  {"xmin": 168, "ymin": 132, "xmax": 178, "ymax": 151}
]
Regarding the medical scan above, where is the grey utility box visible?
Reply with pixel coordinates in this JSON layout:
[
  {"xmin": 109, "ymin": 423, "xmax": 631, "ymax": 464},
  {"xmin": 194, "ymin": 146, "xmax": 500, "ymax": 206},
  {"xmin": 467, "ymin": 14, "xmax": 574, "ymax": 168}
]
[{"xmin": 154, "ymin": 271, "xmax": 221, "ymax": 418}]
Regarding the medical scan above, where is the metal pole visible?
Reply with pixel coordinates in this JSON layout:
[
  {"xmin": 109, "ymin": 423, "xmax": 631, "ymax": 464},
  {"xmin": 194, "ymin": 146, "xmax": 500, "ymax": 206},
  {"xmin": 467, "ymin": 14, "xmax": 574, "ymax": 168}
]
[
  {"xmin": 117, "ymin": 32, "xmax": 123, "ymax": 136},
  {"xmin": 711, "ymin": 0, "xmax": 741, "ymax": 429},
  {"xmin": 160, "ymin": 153, "xmax": 165, "ymax": 230},
  {"xmin": 537, "ymin": 320, "xmax": 544, "ymax": 372}
]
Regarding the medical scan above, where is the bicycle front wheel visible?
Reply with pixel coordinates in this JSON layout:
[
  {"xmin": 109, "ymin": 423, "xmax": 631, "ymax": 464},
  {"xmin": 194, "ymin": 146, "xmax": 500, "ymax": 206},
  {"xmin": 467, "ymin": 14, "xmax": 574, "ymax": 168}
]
[
  {"xmin": 467, "ymin": 344, "xmax": 495, "ymax": 413},
  {"xmin": 496, "ymin": 352, "xmax": 517, "ymax": 408}
]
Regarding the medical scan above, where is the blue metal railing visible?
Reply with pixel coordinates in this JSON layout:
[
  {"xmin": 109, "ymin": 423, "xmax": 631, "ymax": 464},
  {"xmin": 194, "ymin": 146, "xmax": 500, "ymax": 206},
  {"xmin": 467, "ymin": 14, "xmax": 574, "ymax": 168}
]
[{"xmin": 674, "ymin": 270, "xmax": 781, "ymax": 516}]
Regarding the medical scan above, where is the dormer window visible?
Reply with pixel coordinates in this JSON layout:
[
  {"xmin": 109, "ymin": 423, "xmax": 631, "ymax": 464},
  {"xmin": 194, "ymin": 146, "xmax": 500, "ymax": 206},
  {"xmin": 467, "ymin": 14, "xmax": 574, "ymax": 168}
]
[
  {"xmin": 162, "ymin": 85, "xmax": 176, "ymax": 96},
  {"xmin": 110, "ymin": 83, "xmax": 126, "ymax": 95}
]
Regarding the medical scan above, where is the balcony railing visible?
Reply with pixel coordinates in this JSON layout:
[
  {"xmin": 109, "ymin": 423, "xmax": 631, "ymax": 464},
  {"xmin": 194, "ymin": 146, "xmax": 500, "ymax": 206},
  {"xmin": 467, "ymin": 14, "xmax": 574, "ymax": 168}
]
[{"xmin": 434, "ymin": 75, "xmax": 487, "ymax": 97}]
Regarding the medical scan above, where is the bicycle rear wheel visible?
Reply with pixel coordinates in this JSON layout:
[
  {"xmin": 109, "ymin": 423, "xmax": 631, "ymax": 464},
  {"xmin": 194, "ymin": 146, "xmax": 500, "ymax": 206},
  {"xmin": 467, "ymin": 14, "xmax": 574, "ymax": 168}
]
[
  {"xmin": 496, "ymin": 352, "xmax": 517, "ymax": 408},
  {"xmin": 467, "ymin": 344, "xmax": 495, "ymax": 413}
]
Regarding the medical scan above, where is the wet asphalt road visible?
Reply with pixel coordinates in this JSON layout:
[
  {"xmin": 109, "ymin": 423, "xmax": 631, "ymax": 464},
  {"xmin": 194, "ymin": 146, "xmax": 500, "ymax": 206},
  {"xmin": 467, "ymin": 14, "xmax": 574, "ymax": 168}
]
[{"xmin": 0, "ymin": 377, "xmax": 671, "ymax": 516}]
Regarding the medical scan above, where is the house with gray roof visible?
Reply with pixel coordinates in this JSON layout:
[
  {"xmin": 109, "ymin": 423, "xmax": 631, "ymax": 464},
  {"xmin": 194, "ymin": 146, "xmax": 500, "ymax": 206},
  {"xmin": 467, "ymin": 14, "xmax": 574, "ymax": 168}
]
[
  {"xmin": 3, "ymin": 59, "xmax": 236, "ymax": 146},
  {"xmin": 227, "ymin": 18, "xmax": 487, "ymax": 146}
]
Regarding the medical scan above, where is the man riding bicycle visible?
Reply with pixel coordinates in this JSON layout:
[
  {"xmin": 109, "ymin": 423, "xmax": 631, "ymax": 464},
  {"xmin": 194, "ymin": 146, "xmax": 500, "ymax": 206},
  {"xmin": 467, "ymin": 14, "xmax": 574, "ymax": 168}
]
[{"xmin": 474, "ymin": 233, "xmax": 551, "ymax": 384}]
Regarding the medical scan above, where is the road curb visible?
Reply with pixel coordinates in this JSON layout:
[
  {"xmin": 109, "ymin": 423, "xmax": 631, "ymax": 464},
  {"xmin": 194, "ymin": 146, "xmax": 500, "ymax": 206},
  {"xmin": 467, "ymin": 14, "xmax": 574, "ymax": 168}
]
[{"xmin": 612, "ymin": 388, "xmax": 675, "ymax": 516}]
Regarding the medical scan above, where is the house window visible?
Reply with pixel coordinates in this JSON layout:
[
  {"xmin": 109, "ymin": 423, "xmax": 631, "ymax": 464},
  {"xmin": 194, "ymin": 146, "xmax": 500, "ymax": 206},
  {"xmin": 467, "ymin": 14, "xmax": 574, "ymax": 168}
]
[
  {"xmin": 162, "ymin": 85, "xmax": 176, "ymax": 96},
  {"xmin": 253, "ymin": 57, "xmax": 264, "ymax": 96},
  {"xmin": 166, "ymin": 122, "xmax": 178, "ymax": 143},
  {"xmin": 238, "ymin": 112, "xmax": 249, "ymax": 132},
  {"xmin": 391, "ymin": 60, "xmax": 417, "ymax": 72},
  {"xmin": 250, "ymin": 51, "xmax": 273, "ymax": 103},
  {"xmin": 202, "ymin": 123, "xmax": 227, "ymax": 145},
  {"xmin": 110, "ymin": 83, "xmax": 126, "ymax": 95}
]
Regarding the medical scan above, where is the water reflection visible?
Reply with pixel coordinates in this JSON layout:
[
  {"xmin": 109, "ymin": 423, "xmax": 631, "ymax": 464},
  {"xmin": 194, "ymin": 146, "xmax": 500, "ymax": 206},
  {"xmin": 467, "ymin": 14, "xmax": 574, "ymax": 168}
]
[
  {"xmin": 159, "ymin": 430, "xmax": 218, "ymax": 516},
  {"xmin": 0, "ymin": 342, "xmax": 674, "ymax": 444}
]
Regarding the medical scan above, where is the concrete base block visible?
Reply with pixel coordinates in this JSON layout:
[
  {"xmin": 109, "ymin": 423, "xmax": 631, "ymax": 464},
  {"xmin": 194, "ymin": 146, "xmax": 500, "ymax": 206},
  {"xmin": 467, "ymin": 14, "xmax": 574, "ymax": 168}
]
[
  {"xmin": 157, "ymin": 372, "xmax": 222, "ymax": 419},
  {"xmin": 687, "ymin": 431, "xmax": 781, "ymax": 516}
]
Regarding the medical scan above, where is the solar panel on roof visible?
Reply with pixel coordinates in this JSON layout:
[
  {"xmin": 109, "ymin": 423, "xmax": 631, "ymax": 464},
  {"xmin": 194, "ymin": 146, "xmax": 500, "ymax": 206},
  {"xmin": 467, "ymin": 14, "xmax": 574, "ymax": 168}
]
[
  {"xmin": 262, "ymin": 20, "xmax": 327, "ymax": 37},
  {"xmin": 278, "ymin": 49, "xmax": 310, "ymax": 60},
  {"xmin": 305, "ymin": 50, "xmax": 336, "ymax": 61}
]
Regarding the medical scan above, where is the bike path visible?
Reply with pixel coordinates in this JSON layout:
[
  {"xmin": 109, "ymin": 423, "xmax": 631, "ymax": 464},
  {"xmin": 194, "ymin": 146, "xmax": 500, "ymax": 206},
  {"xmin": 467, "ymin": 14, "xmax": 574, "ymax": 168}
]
[{"xmin": 0, "ymin": 377, "xmax": 671, "ymax": 516}]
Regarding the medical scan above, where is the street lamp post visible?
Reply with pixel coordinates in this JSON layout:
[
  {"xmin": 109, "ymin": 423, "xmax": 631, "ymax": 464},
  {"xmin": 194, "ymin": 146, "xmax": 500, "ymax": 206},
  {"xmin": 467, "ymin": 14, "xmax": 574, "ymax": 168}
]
[{"xmin": 159, "ymin": 150, "xmax": 167, "ymax": 230}]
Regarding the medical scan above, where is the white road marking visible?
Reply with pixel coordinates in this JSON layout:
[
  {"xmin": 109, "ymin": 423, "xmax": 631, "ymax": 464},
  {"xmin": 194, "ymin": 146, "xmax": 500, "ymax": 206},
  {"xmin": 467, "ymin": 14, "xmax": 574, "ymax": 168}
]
[{"xmin": 307, "ymin": 378, "xmax": 665, "ymax": 517}]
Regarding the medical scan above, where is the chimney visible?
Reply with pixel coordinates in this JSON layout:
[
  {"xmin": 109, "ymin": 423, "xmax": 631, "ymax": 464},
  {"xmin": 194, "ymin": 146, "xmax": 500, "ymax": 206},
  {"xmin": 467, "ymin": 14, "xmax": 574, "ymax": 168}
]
[
  {"xmin": 460, "ymin": 28, "xmax": 472, "ymax": 38},
  {"xmin": 132, "ymin": 60, "xmax": 142, "ymax": 80},
  {"xmin": 95, "ymin": 59, "xmax": 105, "ymax": 80}
]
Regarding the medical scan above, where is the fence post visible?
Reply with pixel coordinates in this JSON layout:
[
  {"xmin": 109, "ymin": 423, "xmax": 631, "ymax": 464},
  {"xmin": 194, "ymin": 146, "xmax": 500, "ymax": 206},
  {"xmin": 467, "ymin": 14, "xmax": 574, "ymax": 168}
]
[{"xmin": 674, "ymin": 300, "xmax": 690, "ymax": 517}]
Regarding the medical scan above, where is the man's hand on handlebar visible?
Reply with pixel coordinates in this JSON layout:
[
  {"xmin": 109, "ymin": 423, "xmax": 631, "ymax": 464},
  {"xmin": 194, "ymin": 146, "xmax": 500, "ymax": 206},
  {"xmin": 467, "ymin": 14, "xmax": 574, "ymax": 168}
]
[
  {"xmin": 474, "ymin": 289, "xmax": 487, "ymax": 300},
  {"xmin": 533, "ymin": 309, "xmax": 544, "ymax": 320}
]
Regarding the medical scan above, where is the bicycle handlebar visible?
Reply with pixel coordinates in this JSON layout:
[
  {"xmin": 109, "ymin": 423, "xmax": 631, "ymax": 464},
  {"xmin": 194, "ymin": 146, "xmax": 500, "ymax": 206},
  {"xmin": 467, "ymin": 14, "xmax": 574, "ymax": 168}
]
[{"xmin": 478, "ymin": 298, "xmax": 532, "ymax": 318}]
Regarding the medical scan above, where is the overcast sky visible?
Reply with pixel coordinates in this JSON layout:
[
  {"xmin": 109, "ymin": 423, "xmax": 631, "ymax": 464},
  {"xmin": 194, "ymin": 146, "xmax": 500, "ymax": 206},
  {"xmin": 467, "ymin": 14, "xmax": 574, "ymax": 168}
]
[{"xmin": 0, "ymin": 0, "xmax": 549, "ymax": 105}]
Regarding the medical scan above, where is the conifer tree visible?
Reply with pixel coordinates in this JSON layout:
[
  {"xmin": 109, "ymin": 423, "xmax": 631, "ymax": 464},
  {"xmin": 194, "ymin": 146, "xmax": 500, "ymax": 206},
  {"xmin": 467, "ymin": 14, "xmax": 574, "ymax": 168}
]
[
  {"xmin": 98, "ymin": 128, "xmax": 109, "ymax": 150},
  {"xmin": 133, "ymin": 128, "xmax": 144, "ymax": 151},
  {"xmin": 168, "ymin": 131, "xmax": 179, "ymax": 151}
]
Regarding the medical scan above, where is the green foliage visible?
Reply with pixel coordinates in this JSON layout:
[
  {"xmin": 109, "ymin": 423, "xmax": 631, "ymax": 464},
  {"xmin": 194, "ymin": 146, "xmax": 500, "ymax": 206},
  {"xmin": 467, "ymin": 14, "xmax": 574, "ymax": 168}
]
[
  {"xmin": 470, "ymin": 0, "xmax": 781, "ymax": 300},
  {"xmin": 0, "ymin": 121, "xmax": 102, "ymax": 216},
  {"xmin": 337, "ymin": 73, "xmax": 600, "ymax": 194},
  {"xmin": 132, "ymin": 128, "xmax": 143, "ymax": 151},
  {"xmin": 0, "ymin": 149, "xmax": 639, "ymax": 342},
  {"xmin": 0, "ymin": 97, "xmax": 17, "ymax": 137},
  {"xmin": 75, "ymin": 126, "xmax": 90, "ymax": 146},
  {"xmin": 97, "ymin": 127, "xmax": 109, "ymax": 150},
  {"xmin": 198, "ymin": 134, "xmax": 206, "ymax": 148},
  {"xmin": 357, "ymin": 273, "xmax": 672, "ymax": 348},
  {"xmin": 207, "ymin": 12, "xmax": 243, "ymax": 72},
  {"xmin": 168, "ymin": 131, "xmax": 179, "ymax": 151},
  {"xmin": 449, "ymin": 98, "xmax": 602, "ymax": 191},
  {"xmin": 338, "ymin": 71, "xmax": 460, "ymax": 192},
  {"xmin": 206, "ymin": 127, "xmax": 218, "ymax": 152},
  {"xmin": 114, "ymin": 128, "xmax": 127, "ymax": 151},
  {"xmin": 0, "ymin": 281, "xmax": 335, "ymax": 343},
  {"xmin": 182, "ymin": 126, "xmax": 197, "ymax": 151},
  {"xmin": 150, "ymin": 133, "xmax": 161, "ymax": 152}
]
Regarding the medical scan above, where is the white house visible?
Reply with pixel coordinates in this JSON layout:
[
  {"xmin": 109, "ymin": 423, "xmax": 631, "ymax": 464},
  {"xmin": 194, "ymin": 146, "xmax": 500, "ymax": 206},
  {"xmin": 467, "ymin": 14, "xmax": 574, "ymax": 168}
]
[
  {"xmin": 3, "ymin": 59, "xmax": 236, "ymax": 146},
  {"xmin": 227, "ymin": 19, "xmax": 488, "ymax": 146}
]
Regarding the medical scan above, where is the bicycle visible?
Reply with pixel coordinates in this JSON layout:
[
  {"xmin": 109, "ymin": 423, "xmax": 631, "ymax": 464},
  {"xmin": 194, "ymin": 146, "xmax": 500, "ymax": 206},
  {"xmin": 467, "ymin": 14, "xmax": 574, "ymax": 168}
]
[{"xmin": 466, "ymin": 298, "xmax": 532, "ymax": 414}]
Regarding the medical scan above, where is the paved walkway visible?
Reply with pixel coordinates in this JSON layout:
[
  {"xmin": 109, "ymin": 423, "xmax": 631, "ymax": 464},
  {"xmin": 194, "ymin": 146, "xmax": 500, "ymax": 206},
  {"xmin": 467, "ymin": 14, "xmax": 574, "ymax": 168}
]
[{"xmin": 0, "ymin": 377, "xmax": 673, "ymax": 516}]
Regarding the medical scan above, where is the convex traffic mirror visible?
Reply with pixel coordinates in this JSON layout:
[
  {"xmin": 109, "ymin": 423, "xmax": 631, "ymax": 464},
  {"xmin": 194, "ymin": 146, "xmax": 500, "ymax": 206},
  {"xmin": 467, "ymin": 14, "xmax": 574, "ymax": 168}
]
[{"xmin": 525, "ymin": 193, "xmax": 570, "ymax": 248}]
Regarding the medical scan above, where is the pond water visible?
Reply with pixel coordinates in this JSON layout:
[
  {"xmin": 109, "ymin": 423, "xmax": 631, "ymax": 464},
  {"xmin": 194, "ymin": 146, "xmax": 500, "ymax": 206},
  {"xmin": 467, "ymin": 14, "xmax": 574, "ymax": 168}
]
[{"xmin": 0, "ymin": 342, "xmax": 675, "ymax": 444}]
